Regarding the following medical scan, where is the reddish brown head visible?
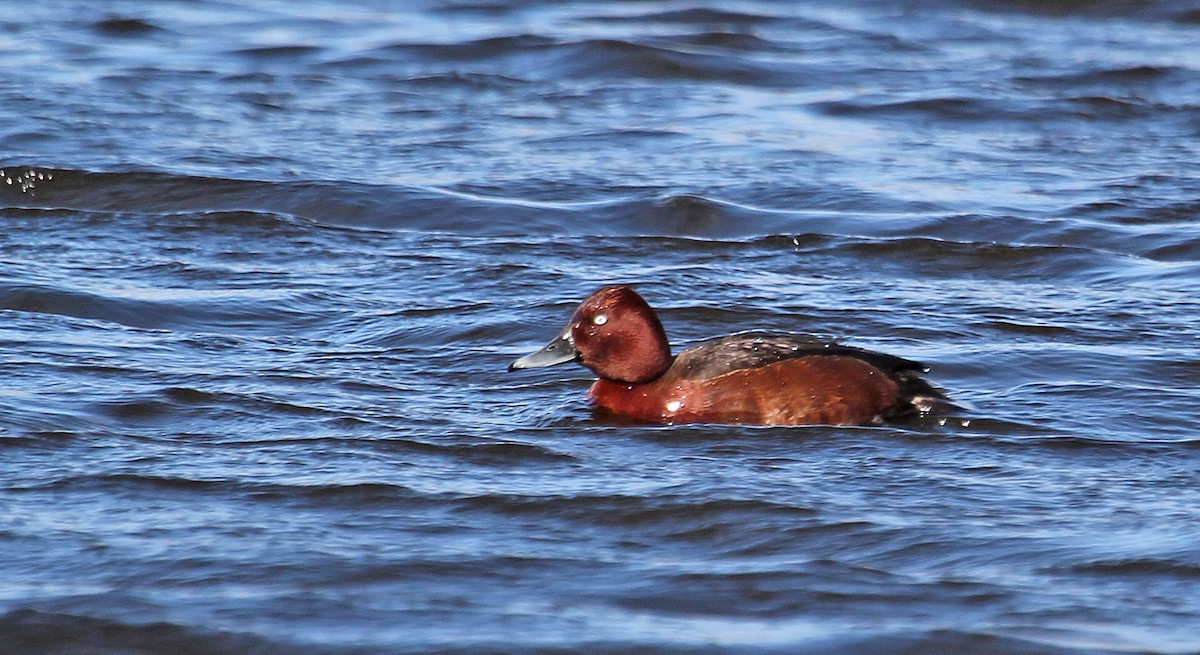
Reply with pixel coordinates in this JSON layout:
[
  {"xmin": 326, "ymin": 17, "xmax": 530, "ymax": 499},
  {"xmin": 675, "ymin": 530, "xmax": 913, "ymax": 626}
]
[{"xmin": 509, "ymin": 285, "xmax": 673, "ymax": 384}]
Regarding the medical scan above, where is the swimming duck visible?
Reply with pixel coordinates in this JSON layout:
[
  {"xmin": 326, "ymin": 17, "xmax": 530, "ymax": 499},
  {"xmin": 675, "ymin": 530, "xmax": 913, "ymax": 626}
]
[{"xmin": 509, "ymin": 285, "xmax": 946, "ymax": 426}]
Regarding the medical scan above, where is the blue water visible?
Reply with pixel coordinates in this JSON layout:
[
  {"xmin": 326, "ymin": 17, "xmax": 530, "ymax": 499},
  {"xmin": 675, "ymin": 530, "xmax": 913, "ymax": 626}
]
[{"xmin": 2, "ymin": 1, "xmax": 1199, "ymax": 653}]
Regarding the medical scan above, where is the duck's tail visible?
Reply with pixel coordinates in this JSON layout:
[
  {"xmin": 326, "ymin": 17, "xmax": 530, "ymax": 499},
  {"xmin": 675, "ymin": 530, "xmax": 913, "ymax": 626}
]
[{"xmin": 884, "ymin": 369, "xmax": 959, "ymax": 421}]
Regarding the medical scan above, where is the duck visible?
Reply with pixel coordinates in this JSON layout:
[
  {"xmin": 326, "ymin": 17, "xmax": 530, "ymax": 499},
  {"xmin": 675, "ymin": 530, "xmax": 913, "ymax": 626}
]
[{"xmin": 509, "ymin": 285, "xmax": 947, "ymax": 426}]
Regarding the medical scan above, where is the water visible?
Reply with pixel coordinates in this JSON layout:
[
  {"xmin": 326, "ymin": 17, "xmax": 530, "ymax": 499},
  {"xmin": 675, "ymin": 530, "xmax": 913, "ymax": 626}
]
[{"xmin": 2, "ymin": 1, "xmax": 1199, "ymax": 653}]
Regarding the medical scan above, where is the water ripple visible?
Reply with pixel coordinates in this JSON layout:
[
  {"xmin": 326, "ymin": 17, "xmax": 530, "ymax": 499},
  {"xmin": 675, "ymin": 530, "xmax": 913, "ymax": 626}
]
[{"xmin": 3, "ymin": 2, "xmax": 1200, "ymax": 653}]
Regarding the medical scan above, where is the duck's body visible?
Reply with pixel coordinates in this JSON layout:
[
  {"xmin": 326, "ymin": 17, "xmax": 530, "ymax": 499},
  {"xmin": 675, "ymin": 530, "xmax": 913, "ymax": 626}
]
[
  {"xmin": 510, "ymin": 286, "xmax": 946, "ymax": 426},
  {"xmin": 589, "ymin": 331, "xmax": 938, "ymax": 425}
]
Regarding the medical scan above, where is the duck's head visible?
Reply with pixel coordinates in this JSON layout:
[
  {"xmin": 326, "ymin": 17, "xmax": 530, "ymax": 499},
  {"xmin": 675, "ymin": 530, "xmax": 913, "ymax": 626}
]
[{"xmin": 509, "ymin": 285, "xmax": 672, "ymax": 384}]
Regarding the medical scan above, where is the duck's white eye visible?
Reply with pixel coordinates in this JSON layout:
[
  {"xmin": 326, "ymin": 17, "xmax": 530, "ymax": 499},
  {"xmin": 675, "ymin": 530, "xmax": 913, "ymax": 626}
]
[{"xmin": 592, "ymin": 313, "xmax": 608, "ymax": 326}]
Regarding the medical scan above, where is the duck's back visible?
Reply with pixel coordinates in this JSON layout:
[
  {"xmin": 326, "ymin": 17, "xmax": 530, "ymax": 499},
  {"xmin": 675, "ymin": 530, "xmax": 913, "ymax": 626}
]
[{"xmin": 672, "ymin": 332, "xmax": 927, "ymax": 380}]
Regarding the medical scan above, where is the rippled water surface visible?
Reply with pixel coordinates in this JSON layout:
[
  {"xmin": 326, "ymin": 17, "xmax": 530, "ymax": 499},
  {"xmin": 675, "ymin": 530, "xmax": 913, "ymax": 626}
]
[{"xmin": 3, "ymin": 1, "xmax": 1199, "ymax": 653}]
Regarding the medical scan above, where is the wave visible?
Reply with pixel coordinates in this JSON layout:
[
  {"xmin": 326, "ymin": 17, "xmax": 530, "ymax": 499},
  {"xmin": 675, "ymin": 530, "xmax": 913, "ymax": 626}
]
[
  {"xmin": 0, "ymin": 610, "xmax": 295, "ymax": 655},
  {"xmin": 369, "ymin": 29, "xmax": 833, "ymax": 88},
  {"xmin": 0, "ymin": 608, "xmax": 1169, "ymax": 655},
  {"xmin": 0, "ymin": 279, "xmax": 325, "ymax": 331},
  {"xmin": 967, "ymin": 0, "xmax": 1200, "ymax": 22},
  {"xmin": 0, "ymin": 165, "xmax": 1181, "ymax": 235},
  {"xmin": 5, "ymin": 166, "xmax": 1195, "ymax": 289},
  {"xmin": 817, "ymin": 93, "xmax": 1181, "ymax": 123},
  {"xmin": 1062, "ymin": 557, "xmax": 1200, "ymax": 577}
]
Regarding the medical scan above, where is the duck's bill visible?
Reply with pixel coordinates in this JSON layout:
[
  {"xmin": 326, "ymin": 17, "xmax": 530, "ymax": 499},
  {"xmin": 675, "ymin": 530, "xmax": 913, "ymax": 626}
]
[{"xmin": 509, "ymin": 330, "xmax": 579, "ymax": 371}]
